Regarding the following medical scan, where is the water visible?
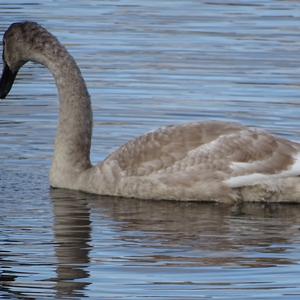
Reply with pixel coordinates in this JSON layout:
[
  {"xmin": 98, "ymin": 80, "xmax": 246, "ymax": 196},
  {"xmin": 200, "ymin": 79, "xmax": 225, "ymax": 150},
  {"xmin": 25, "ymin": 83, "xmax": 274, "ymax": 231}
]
[{"xmin": 1, "ymin": 0, "xmax": 300, "ymax": 299}]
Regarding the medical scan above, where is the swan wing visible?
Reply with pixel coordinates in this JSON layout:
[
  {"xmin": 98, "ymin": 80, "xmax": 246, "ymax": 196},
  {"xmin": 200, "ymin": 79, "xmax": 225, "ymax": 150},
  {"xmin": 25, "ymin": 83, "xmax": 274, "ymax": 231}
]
[
  {"xmin": 106, "ymin": 121, "xmax": 241, "ymax": 175},
  {"xmin": 98, "ymin": 121, "xmax": 300, "ymax": 201},
  {"xmin": 106, "ymin": 121, "xmax": 297, "ymax": 176}
]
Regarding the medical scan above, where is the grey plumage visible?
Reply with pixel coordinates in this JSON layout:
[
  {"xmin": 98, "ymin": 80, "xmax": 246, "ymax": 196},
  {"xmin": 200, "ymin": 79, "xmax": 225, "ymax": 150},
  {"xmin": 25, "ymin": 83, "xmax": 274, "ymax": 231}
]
[{"xmin": 1, "ymin": 21, "xmax": 300, "ymax": 203}]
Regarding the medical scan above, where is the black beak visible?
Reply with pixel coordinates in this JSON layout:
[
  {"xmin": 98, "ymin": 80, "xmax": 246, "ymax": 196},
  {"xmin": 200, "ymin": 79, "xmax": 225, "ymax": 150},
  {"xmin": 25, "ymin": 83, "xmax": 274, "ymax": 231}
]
[{"xmin": 0, "ymin": 62, "xmax": 17, "ymax": 99}]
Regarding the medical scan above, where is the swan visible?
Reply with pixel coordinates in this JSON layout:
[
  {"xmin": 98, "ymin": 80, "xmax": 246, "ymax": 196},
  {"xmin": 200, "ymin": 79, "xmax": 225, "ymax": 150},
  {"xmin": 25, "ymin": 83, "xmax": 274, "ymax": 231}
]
[{"xmin": 1, "ymin": 21, "xmax": 300, "ymax": 203}]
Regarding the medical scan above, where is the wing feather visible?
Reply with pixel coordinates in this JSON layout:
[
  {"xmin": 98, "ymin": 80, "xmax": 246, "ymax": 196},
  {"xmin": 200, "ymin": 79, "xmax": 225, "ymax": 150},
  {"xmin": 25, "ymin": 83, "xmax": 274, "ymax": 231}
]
[{"xmin": 104, "ymin": 121, "xmax": 299, "ymax": 189}]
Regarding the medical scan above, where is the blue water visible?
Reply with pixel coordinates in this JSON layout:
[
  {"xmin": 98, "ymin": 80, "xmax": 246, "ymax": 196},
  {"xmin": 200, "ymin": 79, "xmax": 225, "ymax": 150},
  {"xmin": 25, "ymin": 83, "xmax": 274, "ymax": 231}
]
[{"xmin": 1, "ymin": 1, "xmax": 300, "ymax": 299}]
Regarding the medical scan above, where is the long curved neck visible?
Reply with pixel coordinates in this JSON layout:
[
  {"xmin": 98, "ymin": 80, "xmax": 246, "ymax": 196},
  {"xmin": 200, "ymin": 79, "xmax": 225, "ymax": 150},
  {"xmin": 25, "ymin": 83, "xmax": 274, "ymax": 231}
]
[{"xmin": 31, "ymin": 35, "xmax": 93, "ymax": 186}]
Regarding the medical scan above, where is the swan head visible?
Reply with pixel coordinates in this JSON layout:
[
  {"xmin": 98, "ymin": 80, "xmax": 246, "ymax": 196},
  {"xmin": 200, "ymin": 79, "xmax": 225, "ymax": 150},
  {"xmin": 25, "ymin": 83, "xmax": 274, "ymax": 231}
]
[{"xmin": 0, "ymin": 22, "xmax": 44, "ymax": 99}]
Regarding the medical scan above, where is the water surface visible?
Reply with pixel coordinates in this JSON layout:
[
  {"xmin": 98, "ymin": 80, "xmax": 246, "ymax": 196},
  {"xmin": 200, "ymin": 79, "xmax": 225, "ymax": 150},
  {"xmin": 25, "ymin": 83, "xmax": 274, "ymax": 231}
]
[{"xmin": 1, "ymin": 1, "xmax": 300, "ymax": 299}]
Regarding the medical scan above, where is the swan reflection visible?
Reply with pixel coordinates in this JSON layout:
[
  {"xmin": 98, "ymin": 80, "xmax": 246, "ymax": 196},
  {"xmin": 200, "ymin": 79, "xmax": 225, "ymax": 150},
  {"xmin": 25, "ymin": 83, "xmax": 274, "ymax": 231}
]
[
  {"xmin": 51, "ymin": 188, "xmax": 92, "ymax": 298},
  {"xmin": 1, "ymin": 190, "xmax": 300, "ymax": 299},
  {"xmin": 51, "ymin": 188, "xmax": 300, "ymax": 285}
]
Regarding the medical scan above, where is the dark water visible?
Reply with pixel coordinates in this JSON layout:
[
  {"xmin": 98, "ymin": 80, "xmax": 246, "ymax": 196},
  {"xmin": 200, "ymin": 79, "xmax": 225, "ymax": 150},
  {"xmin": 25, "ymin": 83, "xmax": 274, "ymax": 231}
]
[{"xmin": 1, "ymin": 1, "xmax": 300, "ymax": 299}]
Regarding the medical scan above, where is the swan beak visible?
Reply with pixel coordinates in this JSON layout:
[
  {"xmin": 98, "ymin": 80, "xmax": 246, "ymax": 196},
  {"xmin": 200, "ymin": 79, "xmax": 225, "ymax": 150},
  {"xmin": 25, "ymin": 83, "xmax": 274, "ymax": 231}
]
[{"xmin": 0, "ymin": 62, "xmax": 17, "ymax": 99}]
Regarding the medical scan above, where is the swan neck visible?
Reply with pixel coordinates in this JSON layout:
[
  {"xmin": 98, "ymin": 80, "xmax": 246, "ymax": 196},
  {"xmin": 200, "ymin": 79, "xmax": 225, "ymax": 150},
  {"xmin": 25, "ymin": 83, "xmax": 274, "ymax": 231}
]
[{"xmin": 35, "ymin": 39, "xmax": 93, "ymax": 180}]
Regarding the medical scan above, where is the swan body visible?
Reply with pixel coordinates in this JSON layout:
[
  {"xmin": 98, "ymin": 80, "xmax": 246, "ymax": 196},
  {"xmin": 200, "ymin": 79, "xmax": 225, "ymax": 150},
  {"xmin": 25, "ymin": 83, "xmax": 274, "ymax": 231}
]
[{"xmin": 1, "ymin": 21, "xmax": 300, "ymax": 203}]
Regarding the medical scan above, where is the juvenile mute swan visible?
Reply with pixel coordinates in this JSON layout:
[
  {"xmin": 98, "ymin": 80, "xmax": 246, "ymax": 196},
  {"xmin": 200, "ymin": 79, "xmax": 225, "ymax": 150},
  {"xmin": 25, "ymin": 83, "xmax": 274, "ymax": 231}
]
[{"xmin": 1, "ymin": 22, "xmax": 300, "ymax": 203}]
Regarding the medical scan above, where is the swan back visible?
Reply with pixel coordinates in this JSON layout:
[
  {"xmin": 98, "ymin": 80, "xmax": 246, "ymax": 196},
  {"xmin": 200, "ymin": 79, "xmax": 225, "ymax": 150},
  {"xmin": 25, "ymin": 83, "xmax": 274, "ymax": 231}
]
[{"xmin": 76, "ymin": 121, "xmax": 300, "ymax": 202}]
